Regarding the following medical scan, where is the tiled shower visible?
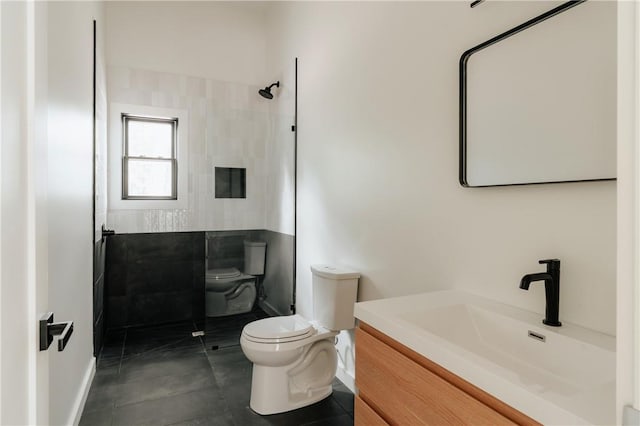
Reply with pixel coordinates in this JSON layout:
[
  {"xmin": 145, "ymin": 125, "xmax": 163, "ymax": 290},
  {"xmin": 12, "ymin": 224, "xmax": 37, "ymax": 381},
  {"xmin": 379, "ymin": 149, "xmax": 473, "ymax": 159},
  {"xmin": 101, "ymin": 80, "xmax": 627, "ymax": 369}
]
[
  {"xmin": 103, "ymin": 229, "xmax": 293, "ymax": 328},
  {"xmin": 99, "ymin": 64, "xmax": 296, "ymax": 352},
  {"xmin": 106, "ymin": 66, "xmax": 289, "ymax": 234}
]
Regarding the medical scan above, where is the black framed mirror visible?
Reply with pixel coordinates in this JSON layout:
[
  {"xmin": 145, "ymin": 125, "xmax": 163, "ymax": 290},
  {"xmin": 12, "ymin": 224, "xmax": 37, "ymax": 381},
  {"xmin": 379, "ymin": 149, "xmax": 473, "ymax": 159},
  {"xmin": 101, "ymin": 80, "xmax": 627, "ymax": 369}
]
[{"xmin": 459, "ymin": 0, "xmax": 616, "ymax": 188}]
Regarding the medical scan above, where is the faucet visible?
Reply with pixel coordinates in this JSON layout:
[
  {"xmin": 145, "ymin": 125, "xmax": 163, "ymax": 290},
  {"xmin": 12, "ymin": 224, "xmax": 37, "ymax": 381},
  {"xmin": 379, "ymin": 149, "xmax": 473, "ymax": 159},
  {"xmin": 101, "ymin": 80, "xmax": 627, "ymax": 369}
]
[{"xmin": 519, "ymin": 259, "xmax": 562, "ymax": 327}]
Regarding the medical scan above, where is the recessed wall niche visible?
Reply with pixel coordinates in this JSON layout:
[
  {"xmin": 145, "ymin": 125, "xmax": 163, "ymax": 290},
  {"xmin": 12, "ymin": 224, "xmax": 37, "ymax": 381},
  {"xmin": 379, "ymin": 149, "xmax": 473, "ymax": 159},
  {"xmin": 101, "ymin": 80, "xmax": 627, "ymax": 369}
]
[{"xmin": 215, "ymin": 167, "xmax": 246, "ymax": 199}]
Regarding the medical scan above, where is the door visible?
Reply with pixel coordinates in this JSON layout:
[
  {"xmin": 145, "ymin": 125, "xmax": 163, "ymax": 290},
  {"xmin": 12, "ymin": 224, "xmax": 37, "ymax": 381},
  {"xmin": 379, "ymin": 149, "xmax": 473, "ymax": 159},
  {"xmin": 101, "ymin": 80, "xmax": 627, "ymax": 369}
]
[
  {"xmin": 1, "ymin": 2, "xmax": 104, "ymax": 424},
  {"xmin": 1, "ymin": 1, "xmax": 51, "ymax": 424},
  {"xmin": 47, "ymin": 3, "xmax": 104, "ymax": 425}
]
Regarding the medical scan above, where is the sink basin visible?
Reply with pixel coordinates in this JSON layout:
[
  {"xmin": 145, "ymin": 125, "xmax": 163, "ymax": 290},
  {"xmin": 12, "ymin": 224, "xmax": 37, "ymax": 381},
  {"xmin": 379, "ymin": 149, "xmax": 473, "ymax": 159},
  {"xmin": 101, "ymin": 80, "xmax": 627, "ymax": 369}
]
[
  {"xmin": 402, "ymin": 303, "xmax": 613, "ymax": 395},
  {"xmin": 354, "ymin": 290, "xmax": 615, "ymax": 425}
]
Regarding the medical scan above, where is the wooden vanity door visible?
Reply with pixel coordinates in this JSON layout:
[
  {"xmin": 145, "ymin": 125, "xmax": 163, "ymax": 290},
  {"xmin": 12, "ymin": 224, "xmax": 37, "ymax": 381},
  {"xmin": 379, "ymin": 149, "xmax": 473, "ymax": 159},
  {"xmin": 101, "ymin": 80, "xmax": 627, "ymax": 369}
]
[{"xmin": 354, "ymin": 323, "xmax": 540, "ymax": 426}]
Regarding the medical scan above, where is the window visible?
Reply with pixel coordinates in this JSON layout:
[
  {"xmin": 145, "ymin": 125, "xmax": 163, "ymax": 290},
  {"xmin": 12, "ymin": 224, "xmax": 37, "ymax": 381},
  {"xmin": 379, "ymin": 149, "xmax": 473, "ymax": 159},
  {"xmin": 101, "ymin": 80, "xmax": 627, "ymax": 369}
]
[
  {"xmin": 109, "ymin": 103, "xmax": 187, "ymax": 210},
  {"xmin": 122, "ymin": 114, "xmax": 178, "ymax": 200}
]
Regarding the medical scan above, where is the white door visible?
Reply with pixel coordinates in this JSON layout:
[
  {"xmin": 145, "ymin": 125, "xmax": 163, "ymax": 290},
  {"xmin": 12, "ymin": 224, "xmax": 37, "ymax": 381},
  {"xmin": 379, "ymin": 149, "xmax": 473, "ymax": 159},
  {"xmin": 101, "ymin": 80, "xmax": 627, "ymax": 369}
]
[
  {"xmin": 1, "ymin": 2, "xmax": 102, "ymax": 425},
  {"xmin": 48, "ymin": 2, "xmax": 103, "ymax": 425},
  {"xmin": 1, "ymin": 1, "xmax": 51, "ymax": 424}
]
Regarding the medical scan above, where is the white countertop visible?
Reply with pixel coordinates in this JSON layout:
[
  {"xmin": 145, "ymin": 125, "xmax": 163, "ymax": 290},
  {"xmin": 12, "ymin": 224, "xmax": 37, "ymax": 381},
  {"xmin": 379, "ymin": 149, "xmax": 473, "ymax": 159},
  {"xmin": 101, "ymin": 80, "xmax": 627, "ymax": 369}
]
[{"xmin": 354, "ymin": 290, "xmax": 615, "ymax": 426}]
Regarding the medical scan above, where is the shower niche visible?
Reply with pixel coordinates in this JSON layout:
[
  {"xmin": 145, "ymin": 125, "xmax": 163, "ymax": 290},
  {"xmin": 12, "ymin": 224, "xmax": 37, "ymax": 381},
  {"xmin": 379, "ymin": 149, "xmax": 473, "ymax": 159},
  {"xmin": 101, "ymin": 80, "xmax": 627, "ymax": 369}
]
[{"xmin": 215, "ymin": 167, "xmax": 246, "ymax": 199}]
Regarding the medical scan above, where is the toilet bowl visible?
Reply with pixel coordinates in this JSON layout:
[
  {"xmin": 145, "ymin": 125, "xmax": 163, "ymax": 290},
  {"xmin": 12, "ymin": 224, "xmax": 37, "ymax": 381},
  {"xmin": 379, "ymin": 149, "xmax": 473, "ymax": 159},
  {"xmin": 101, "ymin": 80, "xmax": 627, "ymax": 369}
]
[
  {"xmin": 240, "ymin": 315, "xmax": 338, "ymax": 415},
  {"xmin": 205, "ymin": 268, "xmax": 256, "ymax": 317},
  {"xmin": 240, "ymin": 264, "xmax": 360, "ymax": 415},
  {"xmin": 205, "ymin": 241, "xmax": 266, "ymax": 317}
]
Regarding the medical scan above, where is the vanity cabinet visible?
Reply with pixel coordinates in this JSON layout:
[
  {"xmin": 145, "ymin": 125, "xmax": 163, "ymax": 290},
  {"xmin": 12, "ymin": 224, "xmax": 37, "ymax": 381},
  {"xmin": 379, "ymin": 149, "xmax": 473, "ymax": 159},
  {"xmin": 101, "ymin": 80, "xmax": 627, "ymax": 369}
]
[{"xmin": 354, "ymin": 323, "xmax": 540, "ymax": 426}]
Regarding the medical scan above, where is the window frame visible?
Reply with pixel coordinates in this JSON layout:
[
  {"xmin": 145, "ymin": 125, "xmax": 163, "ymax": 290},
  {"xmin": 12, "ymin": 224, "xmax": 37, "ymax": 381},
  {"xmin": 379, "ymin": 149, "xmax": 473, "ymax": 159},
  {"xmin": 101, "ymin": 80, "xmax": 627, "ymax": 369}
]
[
  {"xmin": 108, "ymin": 103, "xmax": 188, "ymax": 212},
  {"xmin": 121, "ymin": 114, "xmax": 179, "ymax": 200}
]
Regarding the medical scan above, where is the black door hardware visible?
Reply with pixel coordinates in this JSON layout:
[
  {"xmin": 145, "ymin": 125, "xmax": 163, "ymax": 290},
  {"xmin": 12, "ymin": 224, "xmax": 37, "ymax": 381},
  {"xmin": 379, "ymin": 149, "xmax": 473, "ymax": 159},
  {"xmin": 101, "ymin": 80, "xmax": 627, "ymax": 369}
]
[
  {"xmin": 39, "ymin": 312, "xmax": 74, "ymax": 351},
  {"xmin": 101, "ymin": 224, "xmax": 115, "ymax": 243}
]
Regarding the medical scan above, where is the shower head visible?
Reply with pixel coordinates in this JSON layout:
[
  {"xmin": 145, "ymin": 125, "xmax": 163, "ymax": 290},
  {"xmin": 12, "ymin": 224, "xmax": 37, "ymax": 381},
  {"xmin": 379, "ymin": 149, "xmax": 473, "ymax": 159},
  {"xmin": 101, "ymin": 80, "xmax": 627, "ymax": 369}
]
[{"xmin": 259, "ymin": 81, "xmax": 279, "ymax": 99}]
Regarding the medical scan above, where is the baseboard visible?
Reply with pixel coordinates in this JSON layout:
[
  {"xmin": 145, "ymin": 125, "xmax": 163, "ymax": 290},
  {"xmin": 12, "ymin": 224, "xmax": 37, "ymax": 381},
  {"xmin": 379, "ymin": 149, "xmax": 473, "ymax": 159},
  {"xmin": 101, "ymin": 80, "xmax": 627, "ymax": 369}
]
[
  {"xmin": 335, "ymin": 363, "xmax": 356, "ymax": 394},
  {"xmin": 623, "ymin": 405, "xmax": 640, "ymax": 425},
  {"xmin": 70, "ymin": 357, "xmax": 96, "ymax": 426}
]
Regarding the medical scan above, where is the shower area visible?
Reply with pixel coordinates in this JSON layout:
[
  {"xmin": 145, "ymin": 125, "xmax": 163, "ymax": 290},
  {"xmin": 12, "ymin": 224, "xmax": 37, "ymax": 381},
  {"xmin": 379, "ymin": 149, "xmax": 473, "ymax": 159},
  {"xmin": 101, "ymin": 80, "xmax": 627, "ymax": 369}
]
[
  {"xmin": 103, "ymin": 64, "xmax": 297, "ymax": 354},
  {"xmin": 84, "ymin": 5, "xmax": 326, "ymax": 424},
  {"xmin": 200, "ymin": 76, "xmax": 297, "ymax": 350},
  {"xmin": 203, "ymin": 228, "xmax": 294, "ymax": 350}
]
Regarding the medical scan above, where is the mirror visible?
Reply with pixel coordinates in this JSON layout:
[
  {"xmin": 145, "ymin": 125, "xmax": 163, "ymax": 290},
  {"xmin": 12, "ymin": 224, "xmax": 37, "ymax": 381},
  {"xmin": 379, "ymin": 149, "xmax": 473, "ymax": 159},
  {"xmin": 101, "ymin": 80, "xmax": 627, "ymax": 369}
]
[{"xmin": 459, "ymin": 0, "xmax": 616, "ymax": 187}]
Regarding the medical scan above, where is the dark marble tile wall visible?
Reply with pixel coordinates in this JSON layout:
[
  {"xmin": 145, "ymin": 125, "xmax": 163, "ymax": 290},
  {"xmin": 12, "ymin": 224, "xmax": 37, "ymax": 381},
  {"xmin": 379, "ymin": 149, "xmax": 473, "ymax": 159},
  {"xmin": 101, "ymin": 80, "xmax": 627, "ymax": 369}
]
[
  {"xmin": 205, "ymin": 229, "xmax": 294, "ymax": 316},
  {"xmin": 105, "ymin": 229, "xmax": 293, "ymax": 331},
  {"xmin": 105, "ymin": 232, "xmax": 205, "ymax": 329},
  {"xmin": 261, "ymin": 230, "xmax": 294, "ymax": 316},
  {"xmin": 205, "ymin": 229, "xmax": 264, "ymax": 270},
  {"xmin": 94, "ymin": 239, "xmax": 107, "ymax": 355}
]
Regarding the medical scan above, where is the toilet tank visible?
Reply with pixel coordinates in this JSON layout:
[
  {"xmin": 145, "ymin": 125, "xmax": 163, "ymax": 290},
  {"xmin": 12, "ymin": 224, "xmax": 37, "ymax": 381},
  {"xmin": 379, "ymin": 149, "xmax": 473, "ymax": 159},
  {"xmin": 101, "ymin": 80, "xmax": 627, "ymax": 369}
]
[
  {"xmin": 311, "ymin": 264, "xmax": 360, "ymax": 330},
  {"xmin": 244, "ymin": 241, "xmax": 266, "ymax": 275}
]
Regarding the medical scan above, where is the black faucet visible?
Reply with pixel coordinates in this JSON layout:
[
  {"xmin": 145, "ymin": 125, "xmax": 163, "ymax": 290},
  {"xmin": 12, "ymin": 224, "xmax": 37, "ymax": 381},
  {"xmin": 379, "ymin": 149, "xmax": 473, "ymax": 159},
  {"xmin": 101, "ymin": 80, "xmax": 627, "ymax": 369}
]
[{"xmin": 520, "ymin": 259, "xmax": 561, "ymax": 327}]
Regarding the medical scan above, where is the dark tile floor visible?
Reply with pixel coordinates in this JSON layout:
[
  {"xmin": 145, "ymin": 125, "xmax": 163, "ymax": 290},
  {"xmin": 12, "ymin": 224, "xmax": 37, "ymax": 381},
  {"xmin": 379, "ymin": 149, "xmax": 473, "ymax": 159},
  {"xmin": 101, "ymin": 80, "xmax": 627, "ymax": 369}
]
[
  {"xmin": 80, "ymin": 310, "xmax": 354, "ymax": 426},
  {"xmin": 204, "ymin": 309, "xmax": 269, "ymax": 351}
]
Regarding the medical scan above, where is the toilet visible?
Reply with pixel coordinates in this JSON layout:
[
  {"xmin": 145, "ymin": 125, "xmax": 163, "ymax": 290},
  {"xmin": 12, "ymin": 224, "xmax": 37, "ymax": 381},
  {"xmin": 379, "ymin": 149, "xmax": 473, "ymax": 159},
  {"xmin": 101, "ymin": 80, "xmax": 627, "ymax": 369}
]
[
  {"xmin": 206, "ymin": 240, "xmax": 266, "ymax": 317},
  {"xmin": 240, "ymin": 264, "xmax": 360, "ymax": 415}
]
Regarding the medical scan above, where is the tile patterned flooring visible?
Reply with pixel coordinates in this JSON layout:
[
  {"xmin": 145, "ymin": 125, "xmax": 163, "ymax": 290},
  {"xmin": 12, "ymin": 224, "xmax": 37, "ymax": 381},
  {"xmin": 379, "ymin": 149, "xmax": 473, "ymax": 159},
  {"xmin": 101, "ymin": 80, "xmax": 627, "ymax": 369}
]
[{"xmin": 79, "ymin": 310, "xmax": 354, "ymax": 426}]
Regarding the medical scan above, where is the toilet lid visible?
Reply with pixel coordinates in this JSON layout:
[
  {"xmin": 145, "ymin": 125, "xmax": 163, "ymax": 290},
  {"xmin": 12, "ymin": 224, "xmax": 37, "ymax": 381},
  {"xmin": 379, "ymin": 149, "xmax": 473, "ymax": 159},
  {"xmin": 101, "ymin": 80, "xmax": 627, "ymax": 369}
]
[
  {"xmin": 243, "ymin": 315, "xmax": 315, "ymax": 341},
  {"xmin": 206, "ymin": 268, "xmax": 241, "ymax": 280}
]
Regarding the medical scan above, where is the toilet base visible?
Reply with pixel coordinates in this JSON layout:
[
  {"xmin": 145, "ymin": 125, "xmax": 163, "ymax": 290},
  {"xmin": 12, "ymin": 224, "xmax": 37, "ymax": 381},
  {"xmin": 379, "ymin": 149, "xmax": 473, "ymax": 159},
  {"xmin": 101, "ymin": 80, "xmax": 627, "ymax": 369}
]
[
  {"xmin": 206, "ymin": 280, "xmax": 256, "ymax": 317},
  {"xmin": 249, "ymin": 364, "xmax": 333, "ymax": 415},
  {"xmin": 247, "ymin": 338, "xmax": 338, "ymax": 415}
]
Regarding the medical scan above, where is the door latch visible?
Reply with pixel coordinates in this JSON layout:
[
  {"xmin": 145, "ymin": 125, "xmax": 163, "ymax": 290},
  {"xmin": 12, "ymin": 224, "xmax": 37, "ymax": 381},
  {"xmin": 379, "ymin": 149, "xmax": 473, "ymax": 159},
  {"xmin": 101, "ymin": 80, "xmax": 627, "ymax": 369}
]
[
  {"xmin": 101, "ymin": 224, "xmax": 115, "ymax": 243},
  {"xmin": 39, "ymin": 312, "xmax": 73, "ymax": 352}
]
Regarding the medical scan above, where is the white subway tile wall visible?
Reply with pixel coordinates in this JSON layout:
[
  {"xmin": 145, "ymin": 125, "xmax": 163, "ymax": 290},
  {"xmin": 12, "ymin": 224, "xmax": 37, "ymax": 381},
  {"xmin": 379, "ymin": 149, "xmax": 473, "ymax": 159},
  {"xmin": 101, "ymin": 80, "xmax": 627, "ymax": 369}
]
[{"xmin": 107, "ymin": 66, "xmax": 293, "ymax": 234}]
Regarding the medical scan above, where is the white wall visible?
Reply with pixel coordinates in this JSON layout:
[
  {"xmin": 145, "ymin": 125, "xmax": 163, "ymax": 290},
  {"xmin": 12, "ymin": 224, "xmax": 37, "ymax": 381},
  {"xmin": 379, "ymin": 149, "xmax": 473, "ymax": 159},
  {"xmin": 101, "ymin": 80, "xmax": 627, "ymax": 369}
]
[
  {"xmin": 48, "ymin": 2, "xmax": 104, "ymax": 424},
  {"xmin": 616, "ymin": 1, "xmax": 639, "ymax": 422},
  {"xmin": 106, "ymin": 2, "xmax": 268, "ymax": 86},
  {"xmin": 106, "ymin": 67, "xmax": 273, "ymax": 233},
  {"xmin": 106, "ymin": 2, "xmax": 296, "ymax": 235},
  {"xmin": 264, "ymin": 60, "xmax": 296, "ymax": 236},
  {"xmin": 265, "ymin": 0, "xmax": 617, "ymax": 383}
]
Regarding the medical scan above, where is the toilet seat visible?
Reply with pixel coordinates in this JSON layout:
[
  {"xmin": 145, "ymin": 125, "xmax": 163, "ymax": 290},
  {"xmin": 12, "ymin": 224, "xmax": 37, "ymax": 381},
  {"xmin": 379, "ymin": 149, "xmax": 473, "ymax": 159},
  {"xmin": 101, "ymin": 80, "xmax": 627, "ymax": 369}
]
[
  {"xmin": 205, "ymin": 268, "xmax": 254, "ymax": 293},
  {"xmin": 206, "ymin": 268, "xmax": 241, "ymax": 280},
  {"xmin": 243, "ymin": 315, "xmax": 316, "ymax": 344}
]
